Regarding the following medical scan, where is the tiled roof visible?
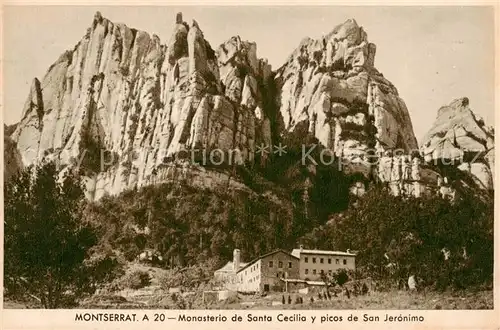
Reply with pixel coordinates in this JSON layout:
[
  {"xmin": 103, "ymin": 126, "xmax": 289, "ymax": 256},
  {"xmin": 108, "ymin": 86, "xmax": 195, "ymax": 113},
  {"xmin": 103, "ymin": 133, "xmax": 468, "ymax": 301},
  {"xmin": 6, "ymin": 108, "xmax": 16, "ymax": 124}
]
[
  {"xmin": 237, "ymin": 249, "xmax": 299, "ymax": 274},
  {"xmin": 214, "ymin": 261, "xmax": 248, "ymax": 273},
  {"xmin": 291, "ymin": 249, "xmax": 356, "ymax": 258}
]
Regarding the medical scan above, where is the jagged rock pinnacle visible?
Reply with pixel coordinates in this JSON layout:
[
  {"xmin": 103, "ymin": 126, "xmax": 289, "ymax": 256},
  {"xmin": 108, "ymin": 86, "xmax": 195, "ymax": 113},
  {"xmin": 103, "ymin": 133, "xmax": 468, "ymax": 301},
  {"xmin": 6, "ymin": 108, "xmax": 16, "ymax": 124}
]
[
  {"xmin": 94, "ymin": 11, "xmax": 103, "ymax": 24},
  {"xmin": 462, "ymin": 97, "xmax": 469, "ymax": 107}
]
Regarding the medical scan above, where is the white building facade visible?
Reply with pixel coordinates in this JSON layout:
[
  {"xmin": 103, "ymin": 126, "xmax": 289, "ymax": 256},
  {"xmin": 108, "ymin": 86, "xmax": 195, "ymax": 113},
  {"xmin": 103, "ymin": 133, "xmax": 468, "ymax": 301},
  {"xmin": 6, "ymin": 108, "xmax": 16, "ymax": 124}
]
[{"xmin": 291, "ymin": 246, "xmax": 356, "ymax": 280}]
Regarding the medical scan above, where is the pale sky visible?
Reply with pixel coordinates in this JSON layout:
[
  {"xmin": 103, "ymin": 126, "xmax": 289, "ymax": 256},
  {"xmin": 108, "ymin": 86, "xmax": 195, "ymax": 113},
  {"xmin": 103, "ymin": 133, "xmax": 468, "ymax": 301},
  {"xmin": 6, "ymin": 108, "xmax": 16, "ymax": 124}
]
[{"xmin": 2, "ymin": 6, "xmax": 495, "ymax": 144}]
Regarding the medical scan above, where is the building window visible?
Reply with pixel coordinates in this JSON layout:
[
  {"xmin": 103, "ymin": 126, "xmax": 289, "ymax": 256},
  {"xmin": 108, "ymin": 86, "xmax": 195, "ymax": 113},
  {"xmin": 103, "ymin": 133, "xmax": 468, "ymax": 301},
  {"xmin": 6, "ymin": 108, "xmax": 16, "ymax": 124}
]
[
  {"xmin": 276, "ymin": 272, "xmax": 281, "ymax": 278},
  {"xmin": 328, "ymin": 258, "xmax": 331, "ymax": 264},
  {"xmin": 336, "ymin": 259, "xmax": 339, "ymax": 264},
  {"xmin": 320, "ymin": 258, "xmax": 324, "ymax": 264},
  {"xmin": 304, "ymin": 257, "xmax": 308, "ymax": 263},
  {"xmin": 288, "ymin": 262, "xmax": 292, "ymax": 268},
  {"xmin": 328, "ymin": 270, "xmax": 332, "ymax": 275},
  {"xmin": 278, "ymin": 261, "xmax": 283, "ymax": 268},
  {"xmin": 343, "ymin": 259, "xmax": 347, "ymax": 265},
  {"xmin": 305, "ymin": 269, "xmax": 309, "ymax": 274},
  {"xmin": 320, "ymin": 269, "xmax": 324, "ymax": 274},
  {"xmin": 313, "ymin": 269, "xmax": 317, "ymax": 275},
  {"xmin": 312, "ymin": 257, "xmax": 316, "ymax": 263},
  {"xmin": 269, "ymin": 261, "xmax": 273, "ymax": 268}
]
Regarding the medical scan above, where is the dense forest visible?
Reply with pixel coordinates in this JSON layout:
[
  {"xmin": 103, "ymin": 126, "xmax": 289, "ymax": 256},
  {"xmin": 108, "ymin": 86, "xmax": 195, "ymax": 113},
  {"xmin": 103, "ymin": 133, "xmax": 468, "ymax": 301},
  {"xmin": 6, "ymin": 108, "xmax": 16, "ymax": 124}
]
[{"xmin": 301, "ymin": 186, "xmax": 493, "ymax": 290}]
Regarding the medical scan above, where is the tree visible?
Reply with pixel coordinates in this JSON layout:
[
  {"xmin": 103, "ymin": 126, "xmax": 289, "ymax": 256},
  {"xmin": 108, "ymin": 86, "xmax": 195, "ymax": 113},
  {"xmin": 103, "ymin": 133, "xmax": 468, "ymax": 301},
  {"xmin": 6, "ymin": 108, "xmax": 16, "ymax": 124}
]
[
  {"xmin": 304, "ymin": 185, "xmax": 493, "ymax": 290},
  {"xmin": 322, "ymin": 268, "xmax": 349, "ymax": 290},
  {"xmin": 4, "ymin": 162, "xmax": 115, "ymax": 308},
  {"xmin": 334, "ymin": 269, "xmax": 349, "ymax": 287}
]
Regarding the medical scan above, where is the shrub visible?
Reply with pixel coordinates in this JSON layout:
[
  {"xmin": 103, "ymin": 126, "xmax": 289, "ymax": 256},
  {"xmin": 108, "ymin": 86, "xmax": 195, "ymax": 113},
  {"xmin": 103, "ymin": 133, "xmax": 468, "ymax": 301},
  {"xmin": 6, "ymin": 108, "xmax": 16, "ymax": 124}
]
[
  {"xmin": 160, "ymin": 262, "xmax": 215, "ymax": 291},
  {"xmin": 121, "ymin": 270, "xmax": 151, "ymax": 290},
  {"xmin": 334, "ymin": 269, "xmax": 349, "ymax": 286}
]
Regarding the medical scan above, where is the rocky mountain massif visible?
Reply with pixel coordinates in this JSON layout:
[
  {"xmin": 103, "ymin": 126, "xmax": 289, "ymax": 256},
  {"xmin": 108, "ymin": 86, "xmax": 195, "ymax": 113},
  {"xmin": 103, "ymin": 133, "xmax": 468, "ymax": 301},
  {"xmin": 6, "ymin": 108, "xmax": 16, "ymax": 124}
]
[{"xmin": 6, "ymin": 12, "xmax": 494, "ymax": 200}]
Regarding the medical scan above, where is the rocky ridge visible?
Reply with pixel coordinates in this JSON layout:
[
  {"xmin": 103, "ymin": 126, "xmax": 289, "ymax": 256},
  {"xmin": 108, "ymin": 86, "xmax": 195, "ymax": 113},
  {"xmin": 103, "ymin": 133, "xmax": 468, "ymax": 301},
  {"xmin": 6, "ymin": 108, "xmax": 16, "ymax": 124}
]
[
  {"xmin": 11, "ymin": 12, "xmax": 273, "ymax": 199},
  {"xmin": 8, "ymin": 12, "xmax": 493, "ymax": 200}
]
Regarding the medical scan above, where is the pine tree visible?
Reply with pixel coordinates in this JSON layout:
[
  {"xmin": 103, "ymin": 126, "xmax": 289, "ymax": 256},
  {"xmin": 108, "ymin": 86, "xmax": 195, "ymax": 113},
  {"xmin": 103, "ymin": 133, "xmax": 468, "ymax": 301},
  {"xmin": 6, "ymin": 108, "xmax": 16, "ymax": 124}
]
[{"xmin": 4, "ymin": 162, "xmax": 117, "ymax": 308}]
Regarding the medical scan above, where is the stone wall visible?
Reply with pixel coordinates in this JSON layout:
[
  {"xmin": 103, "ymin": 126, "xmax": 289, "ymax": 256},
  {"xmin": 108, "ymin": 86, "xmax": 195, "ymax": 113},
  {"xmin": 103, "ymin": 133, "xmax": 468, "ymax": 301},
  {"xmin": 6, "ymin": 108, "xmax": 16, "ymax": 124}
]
[{"xmin": 258, "ymin": 252, "xmax": 300, "ymax": 292}]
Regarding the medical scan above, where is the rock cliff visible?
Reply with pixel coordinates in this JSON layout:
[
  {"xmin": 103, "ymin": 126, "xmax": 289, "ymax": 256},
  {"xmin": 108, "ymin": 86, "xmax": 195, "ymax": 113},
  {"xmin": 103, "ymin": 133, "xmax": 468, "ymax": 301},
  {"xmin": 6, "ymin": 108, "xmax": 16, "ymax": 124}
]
[
  {"xmin": 275, "ymin": 19, "xmax": 418, "ymax": 162},
  {"xmin": 9, "ymin": 13, "xmax": 492, "ymax": 200},
  {"xmin": 421, "ymin": 97, "xmax": 494, "ymax": 190},
  {"xmin": 11, "ymin": 12, "xmax": 274, "ymax": 199},
  {"xmin": 4, "ymin": 124, "xmax": 23, "ymax": 181}
]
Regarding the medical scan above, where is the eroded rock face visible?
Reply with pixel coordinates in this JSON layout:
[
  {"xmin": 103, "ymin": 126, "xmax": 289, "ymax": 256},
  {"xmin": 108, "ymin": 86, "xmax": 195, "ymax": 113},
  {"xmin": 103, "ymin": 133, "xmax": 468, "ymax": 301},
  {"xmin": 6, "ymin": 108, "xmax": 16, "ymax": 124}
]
[
  {"xmin": 11, "ymin": 12, "xmax": 274, "ymax": 199},
  {"xmin": 421, "ymin": 97, "xmax": 495, "ymax": 190},
  {"xmin": 11, "ymin": 14, "xmax": 490, "ymax": 201},
  {"xmin": 216, "ymin": 36, "xmax": 274, "ymax": 163},
  {"xmin": 4, "ymin": 124, "xmax": 23, "ymax": 182},
  {"xmin": 275, "ymin": 19, "xmax": 418, "ymax": 164}
]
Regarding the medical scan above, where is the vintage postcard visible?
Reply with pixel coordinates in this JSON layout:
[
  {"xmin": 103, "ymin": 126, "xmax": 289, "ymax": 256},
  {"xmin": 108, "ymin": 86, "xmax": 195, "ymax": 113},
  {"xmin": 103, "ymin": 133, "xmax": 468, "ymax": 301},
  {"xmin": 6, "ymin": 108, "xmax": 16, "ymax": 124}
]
[{"xmin": 1, "ymin": 2, "xmax": 498, "ymax": 329}]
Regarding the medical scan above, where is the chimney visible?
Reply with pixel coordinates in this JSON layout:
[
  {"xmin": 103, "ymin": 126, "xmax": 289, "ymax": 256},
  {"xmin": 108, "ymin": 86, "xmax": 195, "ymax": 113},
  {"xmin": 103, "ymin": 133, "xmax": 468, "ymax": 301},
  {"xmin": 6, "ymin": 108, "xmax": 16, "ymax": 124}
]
[
  {"xmin": 347, "ymin": 249, "xmax": 351, "ymax": 254},
  {"xmin": 233, "ymin": 249, "xmax": 241, "ymax": 272},
  {"xmin": 299, "ymin": 245, "xmax": 304, "ymax": 252}
]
